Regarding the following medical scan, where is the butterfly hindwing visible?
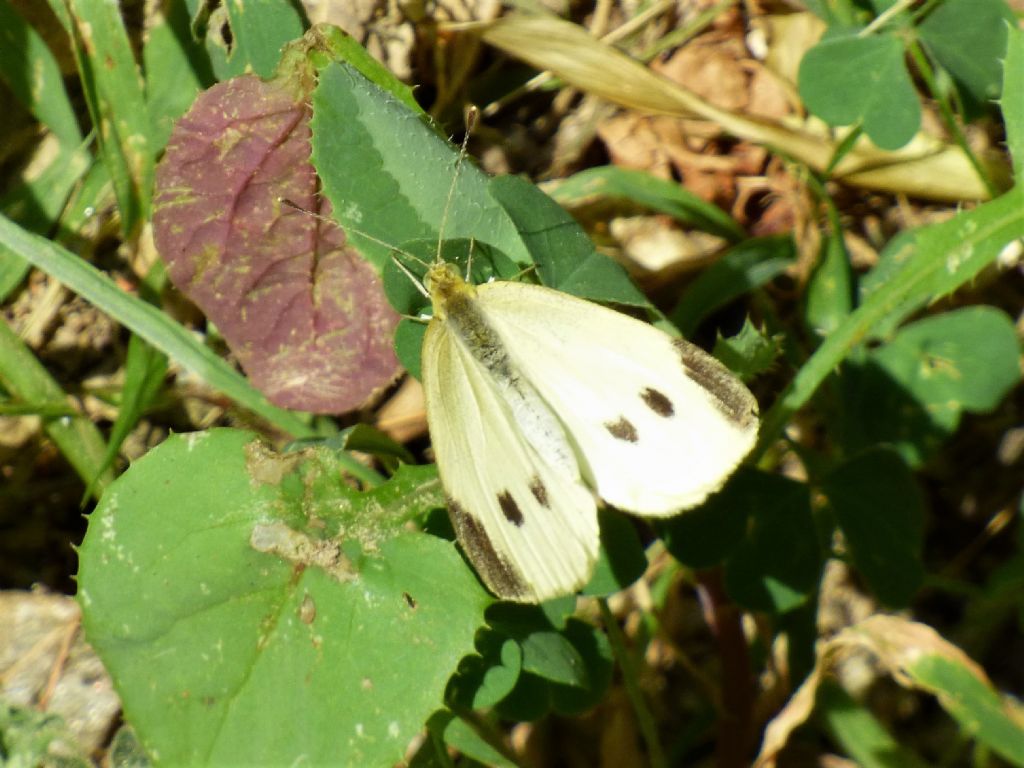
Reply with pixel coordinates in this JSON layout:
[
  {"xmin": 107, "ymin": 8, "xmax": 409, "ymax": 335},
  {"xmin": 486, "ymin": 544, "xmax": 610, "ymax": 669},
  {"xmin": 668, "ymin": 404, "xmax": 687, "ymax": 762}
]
[
  {"xmin": 422, "ymin": 315, "xmax": 600, "ymax": 602},
  {"xmin": 472, "ymin": 281, "xmax": 759, "ymax": 516}
]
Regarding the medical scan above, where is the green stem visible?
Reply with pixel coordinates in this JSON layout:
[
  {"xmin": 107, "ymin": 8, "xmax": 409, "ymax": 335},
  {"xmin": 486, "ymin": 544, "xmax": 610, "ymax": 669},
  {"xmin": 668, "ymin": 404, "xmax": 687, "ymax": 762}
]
[
  {"xmin": 598, "ymin": 597, "xmax": 668, "ymax": 768},
  {"xmin": 906, "ymin": 37, "xmax": 998, "ymax": 198},
  {"xmin": 452, "ymin": 707, "xmax": 529, "ymax": 768}
]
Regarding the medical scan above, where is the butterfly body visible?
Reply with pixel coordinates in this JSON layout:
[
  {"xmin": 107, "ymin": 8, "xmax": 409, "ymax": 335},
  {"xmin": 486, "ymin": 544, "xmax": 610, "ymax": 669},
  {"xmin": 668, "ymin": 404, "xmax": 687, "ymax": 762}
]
[{"xmin": 421, "ymin": 261, "xmax": 759, "ymax": 603}]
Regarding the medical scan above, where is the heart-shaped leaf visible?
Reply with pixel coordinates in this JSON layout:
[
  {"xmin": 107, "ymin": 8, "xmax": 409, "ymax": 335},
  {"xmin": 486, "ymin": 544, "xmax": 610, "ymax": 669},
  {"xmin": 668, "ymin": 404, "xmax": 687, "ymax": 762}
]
[{"xmin": 78, "ymin": 430, "xmax": 490, "ymax": 766}]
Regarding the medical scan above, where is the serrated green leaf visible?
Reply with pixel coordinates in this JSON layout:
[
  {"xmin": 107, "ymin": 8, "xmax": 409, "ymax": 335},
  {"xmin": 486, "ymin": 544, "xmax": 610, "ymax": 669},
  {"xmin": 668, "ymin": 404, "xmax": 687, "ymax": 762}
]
[
  {"xmin": 312, "ymin": 62, "xmax": 530, "ymax": 272},
  {"xmin": 712, "ymin": 318, "xmax": 782, "ymax": 381},
  {"xmin": 1001, "ymin": 23, "xmax": 1024, "ymax": 177},
  {"xmin": 78, "ymin": 430, "xmax": 489, "ymax": 767},
  {"xmin": 303, "ymin": 24, "xmax": 420, "ymax": 114},
  {"xmin": 760, "ymin": 186, "xmax": 1024, "ymax": 451}
]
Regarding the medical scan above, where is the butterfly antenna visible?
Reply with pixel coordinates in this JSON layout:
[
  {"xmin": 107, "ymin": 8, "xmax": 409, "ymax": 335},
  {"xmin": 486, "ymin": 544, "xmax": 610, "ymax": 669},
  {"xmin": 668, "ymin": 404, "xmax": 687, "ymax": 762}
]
[
  {"xmin": 435, "ymin": 105, "xmax": 479, "ymax": 266},
  {"xmin": 279, "ymin": 198, "xmax": 432, "ymax": 276},
  {"xmin": 465, "ymin": 237, "xmax": 476, "ymax": 281},
  {"xmin": 391, "ymin": 254, "xmax": 430, "ymax": 299}
]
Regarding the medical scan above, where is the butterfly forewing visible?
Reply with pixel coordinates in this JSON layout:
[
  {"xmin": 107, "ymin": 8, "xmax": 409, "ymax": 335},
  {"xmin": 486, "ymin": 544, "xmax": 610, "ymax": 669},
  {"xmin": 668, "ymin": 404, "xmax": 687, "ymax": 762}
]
[{"xmin": 473, "ymin": 281, "xmax": 759, "ymax": 516}]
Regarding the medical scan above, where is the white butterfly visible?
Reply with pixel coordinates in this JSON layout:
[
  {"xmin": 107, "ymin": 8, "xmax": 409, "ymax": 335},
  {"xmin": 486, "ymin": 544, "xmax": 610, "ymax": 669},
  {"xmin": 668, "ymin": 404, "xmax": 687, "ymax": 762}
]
[{"xmin": 420, "ymin": 258, "xmax": 759, "ymax": 603}]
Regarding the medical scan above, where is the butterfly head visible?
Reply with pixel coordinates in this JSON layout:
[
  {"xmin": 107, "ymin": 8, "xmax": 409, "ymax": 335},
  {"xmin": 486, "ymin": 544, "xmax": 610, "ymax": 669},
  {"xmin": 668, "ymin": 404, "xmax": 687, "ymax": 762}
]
[{"xmin": 425, "ymin": 261, "xmax": 475, "ymax": 320}]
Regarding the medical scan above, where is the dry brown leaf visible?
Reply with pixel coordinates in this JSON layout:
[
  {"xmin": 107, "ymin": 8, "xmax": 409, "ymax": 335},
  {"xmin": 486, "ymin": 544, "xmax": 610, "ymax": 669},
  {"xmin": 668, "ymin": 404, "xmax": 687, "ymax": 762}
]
[
  {"xmin": 753, "ymin": 614, "xmax": 1023, "ymax": 767},
  {"xmin": 471, "ymin": 13, "xmax": 1007, "ymax": 201}
]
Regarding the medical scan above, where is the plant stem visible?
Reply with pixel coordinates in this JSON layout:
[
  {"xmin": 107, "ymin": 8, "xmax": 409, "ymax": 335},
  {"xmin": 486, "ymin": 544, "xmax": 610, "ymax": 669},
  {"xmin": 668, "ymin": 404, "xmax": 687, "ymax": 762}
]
[
  {"xmin": 598, "ymin": 597, "xmax": 668, "ymax": 768},
  {"xmin": 696, "ymin": 568, "xmax": 754, "ymax": 768},
  {"xmin": 905, "ymin": 37, "xmax": 999, "ymax": 198}
]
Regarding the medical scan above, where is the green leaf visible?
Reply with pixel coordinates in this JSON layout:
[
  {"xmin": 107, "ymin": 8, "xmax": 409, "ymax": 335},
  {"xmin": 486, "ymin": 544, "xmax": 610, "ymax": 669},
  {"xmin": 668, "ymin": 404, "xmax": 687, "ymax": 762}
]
[
  {"xmin": 1001, "ymin": 21, "xmax": 1024, "ymax": 177},
  {"xmin": 78, "ymin": 430, "xmax": 489, "ymax": 767},
  {"xmin": 486, "ymin": 604, "xmax": 587, "ymax": 687},
  {"xmin": 301, "ymin": 24, "xmax": 420, "ymax": 114},
  {"xmin": 798, "ymin": 31, "xmax": 921, "ymax": 150},
  {"xmin": 822, "ymin": 448, "xmax": 925, "ymax": 607},
  {"xmin": 660, "ymin": 467, "xmax": 757, "ymax": 569},
  {"xmin": 0, "ymin": 701, "xmax": 92, "ymax": 768},
  {"xmin": 877, "ymin": 305, "xmax": 1019, "ymax": 411},
  {"xmin": 67, "ymin": 0, "xmax": 153, "ymax": 234},
  {"xmin": 0, "ymin": 142, "xmax": 91, "ymax": 301},
  {"xmin": 816, "ymin": 681, "xmax": 931, "ymax": 768},
  {"xmin": 581, "ymin": 509, "xmax": 648, "ymax": 598},
  {"xmin": 311, "ymin": 62, "xmax": 530, "ymax": 272},
  {"xmin": 441, "ymin": 716, "xmax": 518, "ymax": 768},
  {"xmin": 805, "ymin": 230, "xmax": 854, "ymax": 337},
  {"xmin": 487, "ymin": 174, "xmax": 648, "ymax": 306},
  {"xmin": 838, "ymin": 307, "xmax": 1021, "ymax": 465},
  {"xmin": 0, "ymin": 317, "xmax": 113, "ymax": 497},
  {"xmin": 917, "ymin": 0, "xmax": 1015, "ymax": 103},
  {"xmin": 493, "ymin": 672, "xmax": 551, "ymax": 722},
  {"xmin": 712, "ymin": 318, "xmax": 782, "ymax": 382},
  {"xmin": 549, "ymin": 165, "xmax": 744, "ymax": 242},
  {"xmin": 759, "ymin": 186, "xmax": 1024, "ymax": 452},
  {"xmin": 669, "ymin": 236, "xmax": 793, "ymax": 337},
  {"xmin": 201, "ymin": 0, "xmax": 305, "ymax": 80},
  {"xmin": 142, "ymin": 0, "xmax": 212, "ymax": 151},
  {"xmin": 0, "ymin": 0, "xmax": 82, "ymax": 147},
  {"xmin": 84, "ymin": 334, "xmax": 168, "ymax": 498},
  {"xmin": 549, "ymin": 619, "xmax": 614, "ymax": 715},
  {"xmin": 908, "ymin": 656, "xmax": 1024, "ymax": 764},
  {"xmin": 723, "ymin": 472, "xmax": 819, "ymax": 614},
  {"xmin": 447, "ymin": 633, "xmax": 523, "ymax": 710},
  {"xmin": 108, "ymin": 726, "xmax": 152, "ymax": 768}
]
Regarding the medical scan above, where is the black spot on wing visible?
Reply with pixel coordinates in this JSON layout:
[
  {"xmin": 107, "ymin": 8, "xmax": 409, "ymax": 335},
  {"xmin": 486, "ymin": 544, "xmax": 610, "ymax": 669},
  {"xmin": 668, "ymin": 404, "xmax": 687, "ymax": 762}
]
[
  {"xmin": 529, "ymin": 476, "xmax": 549, "ymax": 508},
  {"xmin": 641, "ymin": 387, "xmax": 674, "ymax": 417},
  {"xmin": 497, "ymin": 490, "xmax": 524, "ymax": 526},
  {"xmin": 673, "ymin": 339, "xmax": 758, "ymax": 426},
  {"xmin": 605, "ymin": 417, "xmax": 639, "ymax": 443},
  {"xmin": 447, "ymin": 498, "xmax": 528, "ymax": 600}
]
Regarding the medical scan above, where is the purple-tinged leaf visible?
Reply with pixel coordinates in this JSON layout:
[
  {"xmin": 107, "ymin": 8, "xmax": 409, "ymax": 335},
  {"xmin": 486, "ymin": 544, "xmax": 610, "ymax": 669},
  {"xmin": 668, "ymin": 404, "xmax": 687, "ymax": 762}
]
[{"xmin": 153, "ymin": 75, "xmax": 400, "ymax": 413}]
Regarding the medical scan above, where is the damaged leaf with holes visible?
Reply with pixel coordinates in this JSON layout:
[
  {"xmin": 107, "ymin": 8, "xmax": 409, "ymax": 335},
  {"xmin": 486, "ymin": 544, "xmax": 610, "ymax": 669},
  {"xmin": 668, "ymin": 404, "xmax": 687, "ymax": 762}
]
[{"xmin": 77, "ymin": 429, "xmax": 489, "ymax": 767}]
